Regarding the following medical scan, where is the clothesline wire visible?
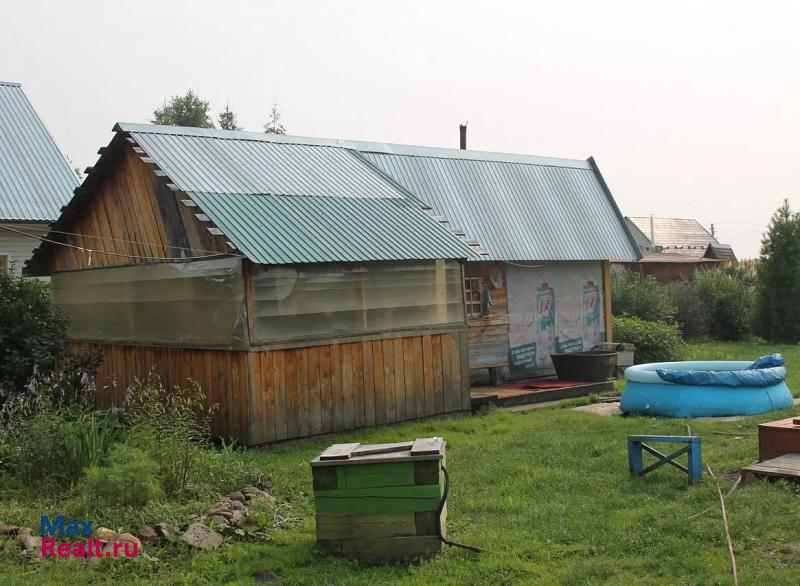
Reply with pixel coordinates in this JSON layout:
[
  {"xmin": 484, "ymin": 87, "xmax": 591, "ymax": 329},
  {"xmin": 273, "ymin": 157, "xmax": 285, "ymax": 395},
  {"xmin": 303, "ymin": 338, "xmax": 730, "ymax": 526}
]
[
  {"xmin": 1, "ymin": 222, "xmax": 227, "ymax": 256},
  {"xmin": 0, "ymin": 224, "xmax": 237, "ymax": 263}
]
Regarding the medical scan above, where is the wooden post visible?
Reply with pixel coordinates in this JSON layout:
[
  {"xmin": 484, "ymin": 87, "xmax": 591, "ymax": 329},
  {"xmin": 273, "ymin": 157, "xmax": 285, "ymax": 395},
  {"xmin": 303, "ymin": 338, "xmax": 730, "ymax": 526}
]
[
  {"xmin": 602, "ymin": 260, "xmax": 613, "ymax": 342},
  {"xmin": 434, "ymin": 260, "xmax": 448, "ymax": 323}
]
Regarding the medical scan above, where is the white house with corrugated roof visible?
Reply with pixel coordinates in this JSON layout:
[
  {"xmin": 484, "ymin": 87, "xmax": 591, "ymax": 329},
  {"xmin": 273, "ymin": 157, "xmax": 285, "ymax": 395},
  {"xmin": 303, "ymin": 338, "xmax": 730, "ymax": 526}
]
[{"xmin": 0, "ymin": 81, "xmax": 78, "ymax": 273}]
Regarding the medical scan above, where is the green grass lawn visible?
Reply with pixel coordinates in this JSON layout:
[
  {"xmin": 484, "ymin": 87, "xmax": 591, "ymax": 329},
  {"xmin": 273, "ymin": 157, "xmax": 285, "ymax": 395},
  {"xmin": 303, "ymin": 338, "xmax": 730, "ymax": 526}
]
[{"xmin": 2, "ymin": 341, "xmax": 800, "ymax": 585}]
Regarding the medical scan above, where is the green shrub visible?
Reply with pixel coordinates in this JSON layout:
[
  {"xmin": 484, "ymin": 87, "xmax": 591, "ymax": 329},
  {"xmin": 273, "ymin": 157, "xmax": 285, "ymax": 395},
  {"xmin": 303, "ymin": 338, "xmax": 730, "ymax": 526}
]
[
  {"xmin": 695, "ymin": 268, "xmax": 754, "ymax": 341},
  {"xmin": 666, "ymin": 280, "xmax": 708, "ymax": 339},
  {"xmin": 613, "ymin": 315, "xmax": 684, "ymax": 364},
  {"xmin": 612, "ymin": 270, "xmax": 677, "ymax": 323},
  {"xmin": 0, "ymin": 271, "xmax": 68, "ymax": 399},
  {"xmin": 85, "ymin": 444, "xmax": 163, "ymax": 507},
  {"xmin": 123, "ymin": 372, "xmax": 218, "ymax": 499}
]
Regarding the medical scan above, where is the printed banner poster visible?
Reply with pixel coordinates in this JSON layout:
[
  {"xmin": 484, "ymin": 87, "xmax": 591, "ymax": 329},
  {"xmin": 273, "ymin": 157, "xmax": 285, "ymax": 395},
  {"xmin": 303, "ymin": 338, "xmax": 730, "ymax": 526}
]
[{"xmin": 506, "ymin": 262, "xmax": 605, "ymax": 375}]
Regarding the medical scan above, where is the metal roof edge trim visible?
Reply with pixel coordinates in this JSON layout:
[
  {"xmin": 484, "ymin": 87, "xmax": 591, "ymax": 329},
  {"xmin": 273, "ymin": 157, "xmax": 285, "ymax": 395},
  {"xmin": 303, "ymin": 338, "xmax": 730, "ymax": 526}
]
[{"xmin": 587, "ymin": 157, "xmax": 642, "ymax": 261}]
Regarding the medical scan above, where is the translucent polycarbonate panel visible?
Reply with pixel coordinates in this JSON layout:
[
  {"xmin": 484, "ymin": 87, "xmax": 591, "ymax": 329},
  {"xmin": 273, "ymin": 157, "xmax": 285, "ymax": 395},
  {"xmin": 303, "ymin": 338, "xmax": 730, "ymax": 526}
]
[
  {"xmin": 251, "ymin": 260, "xmax": 464, "ymax": 343},
  {"xmin": 50, "ymin": 258, "xmax": 246, "ymax": 347}
]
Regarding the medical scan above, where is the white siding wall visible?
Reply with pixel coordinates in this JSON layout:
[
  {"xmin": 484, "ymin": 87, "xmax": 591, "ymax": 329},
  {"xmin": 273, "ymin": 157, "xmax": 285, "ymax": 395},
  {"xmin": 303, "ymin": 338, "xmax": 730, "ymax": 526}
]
[{"xmin": 0, "ymin": 223, "xmax": 47, "ymax": 274}]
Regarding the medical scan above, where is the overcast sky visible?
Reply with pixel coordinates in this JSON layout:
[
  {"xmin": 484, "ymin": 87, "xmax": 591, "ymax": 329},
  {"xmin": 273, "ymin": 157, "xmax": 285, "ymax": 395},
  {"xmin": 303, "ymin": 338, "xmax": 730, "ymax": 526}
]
[{"xmin": 2, "ymin": 0, "xmax": 798, "ymax": 258}]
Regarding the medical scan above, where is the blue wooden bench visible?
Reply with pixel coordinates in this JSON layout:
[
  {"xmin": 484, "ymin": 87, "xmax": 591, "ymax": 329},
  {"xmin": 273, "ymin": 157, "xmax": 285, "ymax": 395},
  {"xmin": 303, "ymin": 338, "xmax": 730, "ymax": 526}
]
[{"xmin": 627, "ymin": 435, "xmax": 702, "ymax": 485}]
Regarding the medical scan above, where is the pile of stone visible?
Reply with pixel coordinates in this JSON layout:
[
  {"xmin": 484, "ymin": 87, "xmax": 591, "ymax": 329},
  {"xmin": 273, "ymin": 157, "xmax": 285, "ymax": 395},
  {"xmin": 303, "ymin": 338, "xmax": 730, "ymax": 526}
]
[{"xmin": 0, "ymin": 485, "xmax": 276, "ymax": 560}]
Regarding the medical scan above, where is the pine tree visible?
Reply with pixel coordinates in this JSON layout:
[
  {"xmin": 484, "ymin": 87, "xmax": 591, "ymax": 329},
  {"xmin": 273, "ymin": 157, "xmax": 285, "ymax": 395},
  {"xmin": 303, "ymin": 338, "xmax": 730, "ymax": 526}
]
[
  {"xmin": 755, "ymin": 200, "xmax": 800, "ymax": 342},
  {"xmin": 218, "ymin": 104, "xmax": 241, "ymax": 130},
  {"xmin": 263, "ymin": 103, "xmax": 286, "ymax": 134}
]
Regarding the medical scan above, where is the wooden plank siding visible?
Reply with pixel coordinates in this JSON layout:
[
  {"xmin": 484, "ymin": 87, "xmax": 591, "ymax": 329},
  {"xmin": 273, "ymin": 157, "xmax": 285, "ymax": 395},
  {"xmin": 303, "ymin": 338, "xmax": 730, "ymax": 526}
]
[
  {"xmin": 602, "ymin": 260, "xmax": 613, "ymax": 342},
  {"xmin": 248, "ymin": 331, "xmax": 471, "ymax": 443},
  {"xmin": 70, "ymin": 330, "xmax": 469, "ymax": 446},
  {"xmin": 49, "ymin": 145, "xmax": 227, "ymax": 272},
  {"xmin": 464, "ymin": 262, "xmax": 510, "ymax": 368}
]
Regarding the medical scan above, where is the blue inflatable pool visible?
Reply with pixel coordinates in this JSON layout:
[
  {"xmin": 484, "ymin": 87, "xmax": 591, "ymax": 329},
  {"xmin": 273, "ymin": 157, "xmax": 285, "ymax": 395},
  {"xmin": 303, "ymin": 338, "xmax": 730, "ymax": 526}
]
[{"xmin": 621, "ymin": 355, "xmax": 794, "ymax": 417}]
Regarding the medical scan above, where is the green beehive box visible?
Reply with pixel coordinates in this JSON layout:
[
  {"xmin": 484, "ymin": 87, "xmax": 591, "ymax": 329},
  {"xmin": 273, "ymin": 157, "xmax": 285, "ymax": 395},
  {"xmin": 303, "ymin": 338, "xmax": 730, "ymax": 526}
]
[{"xmin": 311, "ymin": 437, "xmax": 446, "ymax": 563}]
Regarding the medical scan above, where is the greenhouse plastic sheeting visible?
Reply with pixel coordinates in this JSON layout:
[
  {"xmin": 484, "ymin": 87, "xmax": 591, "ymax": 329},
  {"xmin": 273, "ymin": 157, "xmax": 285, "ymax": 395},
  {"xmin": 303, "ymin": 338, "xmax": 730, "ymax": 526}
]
[
  {"xmin": 51, "ymin": 257, "xmax": 247, "ymax": 348},
  {"xmin": 250, "ymin": 260, "xmax": 464, "ymax": 343}
]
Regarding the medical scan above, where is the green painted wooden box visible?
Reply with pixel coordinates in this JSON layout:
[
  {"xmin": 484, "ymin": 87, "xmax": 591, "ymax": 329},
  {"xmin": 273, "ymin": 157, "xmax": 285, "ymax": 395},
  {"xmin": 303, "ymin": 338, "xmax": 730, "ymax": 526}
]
[{"xmin": 311, "ymin": 437, "xmax": 446, "ymax": 563}]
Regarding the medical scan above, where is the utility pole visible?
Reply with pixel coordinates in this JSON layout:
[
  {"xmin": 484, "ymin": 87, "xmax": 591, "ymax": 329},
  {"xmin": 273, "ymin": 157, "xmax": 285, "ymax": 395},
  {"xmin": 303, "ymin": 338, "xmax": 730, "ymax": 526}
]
[{"xmin": 650, "ymin": 215, "xmax": 656, "ymax": 251}]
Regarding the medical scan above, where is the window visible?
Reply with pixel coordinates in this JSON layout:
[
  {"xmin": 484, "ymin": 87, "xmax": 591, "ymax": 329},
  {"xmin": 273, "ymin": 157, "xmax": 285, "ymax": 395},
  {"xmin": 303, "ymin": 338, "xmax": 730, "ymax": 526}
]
[
  {"xmin": 464, "ymin": 277, "xmax": 482, "ymax": 317},
  {"xmin": 251, "ymin": 261, "xmax": 464, "ymax": 343}
]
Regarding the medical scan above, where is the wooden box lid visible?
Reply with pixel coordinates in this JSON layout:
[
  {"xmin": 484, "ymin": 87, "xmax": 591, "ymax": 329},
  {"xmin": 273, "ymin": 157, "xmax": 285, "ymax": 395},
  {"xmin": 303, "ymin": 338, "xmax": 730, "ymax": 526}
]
[
  {"xmin": 759, "ymin": 417, "xmax": 800, "ymax": 430},
  {"xmin": 311, "ymin": 437, "xmax": 445, "ymax": 467}
]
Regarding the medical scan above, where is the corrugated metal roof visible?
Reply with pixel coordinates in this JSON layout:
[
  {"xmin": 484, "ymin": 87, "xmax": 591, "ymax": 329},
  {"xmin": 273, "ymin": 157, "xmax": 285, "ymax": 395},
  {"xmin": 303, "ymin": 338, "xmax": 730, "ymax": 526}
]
[
  {"xmin": 353, "ymin": 141, "xmax": 640, "ymax": 262},
  {"xmin": 0, "ymin": 81, "xmax": 78, "ymax": 221},
  {"xmin": 115, "ymin": 124, "xmax": 475, "ymax": 264},
  {"xmin": 627, "ymin": 216, "xmax": 718, "ymax": 250},
  {"xmin": 190, "ymin": 192, "xmax": 471, "ymax": 264},
  {"xmin": 707, "ymin": 243, "xmax": 737, "ymax": 263},
  {"xmin": 123, "ymin": 124, "xmax": 402, "ymax": 199}
]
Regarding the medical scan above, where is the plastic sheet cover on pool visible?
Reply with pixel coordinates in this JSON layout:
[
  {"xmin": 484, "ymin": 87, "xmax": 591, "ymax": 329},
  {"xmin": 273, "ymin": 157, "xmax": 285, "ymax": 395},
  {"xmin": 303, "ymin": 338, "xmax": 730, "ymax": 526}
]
[
  {"xmin": 50, "ymin": 257, "xmax": 247, "ymax": 348},
  {"xmin": 656, "ymin": 354, "xmax": 787, "ymax": 388}
]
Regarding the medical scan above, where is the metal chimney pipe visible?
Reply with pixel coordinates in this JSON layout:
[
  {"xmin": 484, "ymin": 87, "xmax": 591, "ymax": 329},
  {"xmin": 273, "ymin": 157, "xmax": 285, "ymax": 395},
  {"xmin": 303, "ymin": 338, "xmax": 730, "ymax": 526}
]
[{"xmin": 459, "ymin": 124, "xmax": 467, "ymax": 150}]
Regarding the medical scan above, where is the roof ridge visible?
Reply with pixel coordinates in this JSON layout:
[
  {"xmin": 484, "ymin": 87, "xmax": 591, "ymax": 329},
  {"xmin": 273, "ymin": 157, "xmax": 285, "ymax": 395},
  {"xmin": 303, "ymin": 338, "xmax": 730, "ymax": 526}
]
[
  {"xmin": 0, "ymin": 80, "xmax": 22, "ymax": 87},
  {"xmin": 628, "ymin": 216, "xmax": 708, "ymax": 222},
  {"xmin": 347, "ymin": 140, "xmax": 590, "ymax": 168},
  {"xmin": 114, "ymin": 123, "xmax": 591, "ymax": 168}
]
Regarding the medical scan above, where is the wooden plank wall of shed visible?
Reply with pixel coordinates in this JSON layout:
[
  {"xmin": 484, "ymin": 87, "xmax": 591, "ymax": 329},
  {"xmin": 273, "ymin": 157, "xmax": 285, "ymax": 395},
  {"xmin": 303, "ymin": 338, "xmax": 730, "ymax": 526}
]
[
  {"xmin": 69, "ymin": 341, "xmax": 250, "ymax": 441},
  {"xmin": 246, "ymin": 331, "xmax": 470, "ymax": 445},
  {"xmin": 70, "ymin": 331, "xmax": 470, "ymax": 446},
  {"xmin": 464, "ymin": 262, "xmax": 510, "ymax": 368},
  {"xmin": 49, "ymin": 145, "xmax": 228, "ymax": 272}
]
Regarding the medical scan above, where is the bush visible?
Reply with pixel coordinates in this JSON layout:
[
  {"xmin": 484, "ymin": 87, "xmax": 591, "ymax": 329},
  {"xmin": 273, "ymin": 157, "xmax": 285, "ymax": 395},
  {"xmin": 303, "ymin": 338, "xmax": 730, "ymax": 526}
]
[
  {"xmin": 613, "ymin": 315, "xmax": 684, "ymax": 364},
  {"xmin": 612, "ymin": 270, "xmax": 677, "ymax": 323},
  {"xmin": 0, "ymin": 271, "xmax": 68, "ymax": 400},
  {"xmin": 85, "ymin": 444, "xmax": 163, "ymax": 507},
  {"xmin": 695, "ymin": 268, "xmax": 754, "ymax": 341},
  {"xmin": 666, "ymin": 280, "xmax": 708, "ymax": 339},
  {"xmin": 123, "ymin": 372, "xmax": 217, "ymax": 499}
]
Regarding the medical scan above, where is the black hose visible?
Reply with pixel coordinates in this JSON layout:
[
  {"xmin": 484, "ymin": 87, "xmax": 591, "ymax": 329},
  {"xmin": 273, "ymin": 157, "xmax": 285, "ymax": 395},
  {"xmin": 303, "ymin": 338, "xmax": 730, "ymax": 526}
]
[{"xmin": 437, "ymin": 464, "xmax": 484, "ymax": 553}]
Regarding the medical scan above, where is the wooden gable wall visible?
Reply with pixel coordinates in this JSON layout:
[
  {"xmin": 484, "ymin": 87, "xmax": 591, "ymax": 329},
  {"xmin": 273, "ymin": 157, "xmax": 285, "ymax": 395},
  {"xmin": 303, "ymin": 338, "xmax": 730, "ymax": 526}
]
[{"xmin": 48, "ymin": 144, "xmax": 228, "ymax": 273}]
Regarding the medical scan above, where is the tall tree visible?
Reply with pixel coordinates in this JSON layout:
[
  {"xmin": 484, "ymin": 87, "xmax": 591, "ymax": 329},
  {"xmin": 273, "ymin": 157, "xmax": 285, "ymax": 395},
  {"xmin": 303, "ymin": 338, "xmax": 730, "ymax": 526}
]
[
  {"xmin": 755, "ymin": 199, "xmax": 800, "ymax": 342},
  {"xmin": 263, "ymin": 103, "xmax": 286, "ymax": 134},
  {"xmin": 152, "ymin": 90, "xmax": 214, "ymax": 128},
  {"xmin": 218, "ymin": 104, "xmax": 241, "ymax": 131}
]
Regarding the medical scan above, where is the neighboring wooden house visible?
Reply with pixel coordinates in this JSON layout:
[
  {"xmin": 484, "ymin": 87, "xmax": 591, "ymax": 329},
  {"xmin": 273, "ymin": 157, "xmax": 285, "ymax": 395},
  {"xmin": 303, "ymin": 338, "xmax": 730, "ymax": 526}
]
[
  {"xmin": 0, "ymin": 81, "xmax": 78, "ymax": 273},
  {"xmin": 621, "ymin": 216, "xmax": 736, "ymax": 282},
  {"xmin": 615, "ymin": 252, "xmax": 721, "ymax": 282},
  {"xmin": 350, "ymin": 142, "xmax": 641, "ymax": 380},
  {"xmin": 26, "ymin": 124, "xmax": 478, "ymax": 445}
]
